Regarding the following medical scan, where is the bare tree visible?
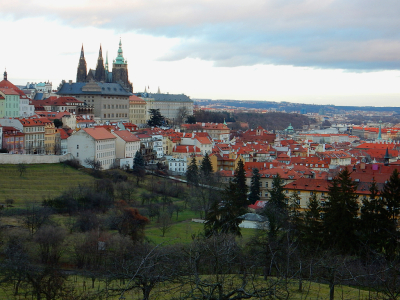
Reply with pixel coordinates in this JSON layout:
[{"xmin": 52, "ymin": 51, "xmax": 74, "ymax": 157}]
[
  {"xmin": 17, "ymin": 163, "xmax": 27, "ymax": 177},
  {"xmin": 34, "ymin": 225, "xmax": 67, "ymax": 265},
  {"xmin": 157, "ymin": 212, "xmax": 173, "ymax": 237},
  {"xmin": 22, "ymin": 204, "xmax": 53, "ymax": 236}
]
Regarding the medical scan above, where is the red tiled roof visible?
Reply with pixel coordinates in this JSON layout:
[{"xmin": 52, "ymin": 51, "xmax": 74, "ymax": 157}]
[
  {"xmin": 113, "ymin": 130, "xmax": 140, "ymax": 142},
  {"xmin": 83, "ymin": 127, "xmax": 116, "ymax": 140}
]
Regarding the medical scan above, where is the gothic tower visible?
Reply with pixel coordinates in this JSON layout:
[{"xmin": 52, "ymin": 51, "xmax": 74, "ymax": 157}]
[
  {"xmin": 76, "ymin": 44, "xmax": 87, "ymax": 82},
  {"xmin": 95, "ymin": 44, "xmax": 106, "ymax": 82},
  {"xmin": 112, "ymin": 39, "xmax": 133, "ymax": 92}
]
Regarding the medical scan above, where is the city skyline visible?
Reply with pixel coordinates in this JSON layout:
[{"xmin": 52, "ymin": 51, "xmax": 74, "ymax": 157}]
[{"xmin": 1, "ymin": 0, "xmax": 400, "ymax": 106}]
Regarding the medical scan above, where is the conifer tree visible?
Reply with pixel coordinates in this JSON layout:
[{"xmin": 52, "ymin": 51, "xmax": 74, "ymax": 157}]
[
  {"xmin": 380, "ymin": 169, "xmax": 400, "ymax": 257},
  {"xmin": 360, "ymin": 178, "xmax": 390, "ymax": 253},
  {"xmin": 269, "ymin": 173, "xmax": 287, "ymax": 210},
  {"xmin": 200, "ymin": 153, "xmax": 213, "ymax": 177},
  {"xmin": 302, "ymin": 193, "xmax": 323, "ymax": 248},
  {"xmin": 248, "ymin": 168, "xmax": 261, "ymax": 205},
  {"xmin": 323, "ymin": 168, "xmax": 359, "ymax": 253},
  {"xmin": 147, "ymin": 109, "xmax": 165, "ymax": 127},
  {"xmin": 132, "ymin": 151, "xmax": 146, "ymax": 186},
  {"xmin": 204, "ymin": 159, "xmax": 248, "ymax": 236},
  {"xmin": 186, "ymin": 156, "xmax": 199, "ymax": 187}
]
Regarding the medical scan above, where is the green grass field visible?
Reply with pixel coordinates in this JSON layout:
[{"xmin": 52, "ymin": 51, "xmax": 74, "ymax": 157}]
[{"xmin": 0, "ymin": 164, "xmax": 95, "ymax": 204}]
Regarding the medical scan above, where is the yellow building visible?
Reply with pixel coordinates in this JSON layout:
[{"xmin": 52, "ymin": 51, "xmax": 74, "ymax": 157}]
[
  {"xmin": 44, "ymin": 123, "xmax": 61, "ymax": 154},
  {"xmin": 129, "ymin": 95, "xmax": 147, "ymax": 125}
]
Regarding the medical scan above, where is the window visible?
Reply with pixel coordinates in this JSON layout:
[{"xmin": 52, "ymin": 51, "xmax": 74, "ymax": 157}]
[
  {"xmin": 265, "ymin": 182, "xmax": 268, "ymax": 188},
  {"xmin": 310, "ymin": 191, "xmax": 313, "ymax": 195},
  {"xmin": 77, "ymin": 152, "xmax": 79, "ymax": 157}
]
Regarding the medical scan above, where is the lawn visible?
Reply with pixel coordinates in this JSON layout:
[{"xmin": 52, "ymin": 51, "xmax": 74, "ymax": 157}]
[{"xmin": 0, "ymin": 164, "xmax": 95, "ymax": 204}]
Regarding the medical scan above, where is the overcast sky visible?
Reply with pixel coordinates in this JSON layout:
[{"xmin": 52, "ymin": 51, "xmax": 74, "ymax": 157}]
[{"xmin": 1, "ymin": 0, "xmax": 400, "ymax": 106}]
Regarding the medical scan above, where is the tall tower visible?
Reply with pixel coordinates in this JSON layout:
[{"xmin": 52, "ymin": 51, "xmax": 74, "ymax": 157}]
[
  {"xmin": 76, "ymin": 44, "xmax": 87, "ymax": 82},
  {"xmin": 95, "ymin": 44, "xmax": 106, "ymax": 82},
  {"xmin": 112, "ymin": 39, "xmax": 133, "ymax": 92}
]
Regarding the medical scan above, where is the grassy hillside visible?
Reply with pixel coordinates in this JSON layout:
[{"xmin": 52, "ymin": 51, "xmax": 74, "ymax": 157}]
[{"xmin": 0, "ymin": 164, "xmax": 95, "ymax": 204}]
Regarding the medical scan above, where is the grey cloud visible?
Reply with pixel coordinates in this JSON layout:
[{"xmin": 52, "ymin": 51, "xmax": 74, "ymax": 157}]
[{"xmin": 2, "ymin": 0, "xmax": 400, "ymax": 70}]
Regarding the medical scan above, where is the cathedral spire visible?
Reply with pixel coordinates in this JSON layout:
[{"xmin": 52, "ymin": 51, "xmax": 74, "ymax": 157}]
[
  {"xmin": 77, "ymin": 44, "xmax": 87, "ymax": 82},
  {"xmin": 105, "ymin": 51, "xmax": 109, "ymax": 71},
  {"xmin": 95, "ymin": 44, "xmax": 106, "ymax": 82}
]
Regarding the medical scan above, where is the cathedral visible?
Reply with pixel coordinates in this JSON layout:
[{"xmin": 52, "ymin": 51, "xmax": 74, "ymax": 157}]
[{"xmin": 76, "ymin": 39, "xmax": 133, "ymax": 93}]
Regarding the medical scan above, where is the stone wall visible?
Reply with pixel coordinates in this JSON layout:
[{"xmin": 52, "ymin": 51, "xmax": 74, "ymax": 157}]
[{"xmin": 0, "ymin": 153, "xmax": 73, "ymax": 164}]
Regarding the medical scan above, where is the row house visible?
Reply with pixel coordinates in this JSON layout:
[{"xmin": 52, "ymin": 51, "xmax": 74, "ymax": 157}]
[
  {"xmin": 172, "ymin": 145, "xmax": 201, "ymax": 158},
  {"xmin": 0, "ymin": 74, "xmax": 35, "ymax": 118},
  {"xmin": 112, "ymin": 130, "xmax": 141, "ymax": 169},
  {"xmin": 57, "ymin": 128, "xmax": 71, "ymax": 155},
  {"xmin": 129, "ymin": 95, "xmax": 147, "ymax": 125},
  {"xmin": 67, "ymin": 127, "xmax": 116, "ymax": 170},
  {"xmin": 136, "ymin": 134, "xmax": 156, "ymax": 163},
  {"xmin": 181, "ymin": 122, "xmax": 230, "ymax": 142},
  {"xmin": 180, "ymin": 133, "xmax": 213, "ymax": 155},
  {"xmin": 316, "ymin": 150, "xmax": 352, "ymax": 168},
  {"xmin": 2, "ymin": 126, "xmax": 24, "ymax": 154},
  {"xmin": 32, "ymin": 96, "xmax": 85, "ymax": 114},
  {"xmin": 168, "ymin": 156, "xmax": 187, "ymax": 175},
  {"xmin": 44, "ymin": 122, "xmax": 61, "ymax": 155},
  {"xmin": 20, "ymin": 118, "xmax": 50, "ymax": 154}
]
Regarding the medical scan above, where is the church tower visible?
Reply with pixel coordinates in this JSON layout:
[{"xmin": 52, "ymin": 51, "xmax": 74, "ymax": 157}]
[
  {"xmin": 76, "ymin": 44, "xmax": 87, "ymax": 82},
  {"xmin": 95, "ymin": 44, "xmax": 106, "ymax": 82},
  {"xmin": 112, "ymin": 39, "xmax": 133, "ymax": 92}
]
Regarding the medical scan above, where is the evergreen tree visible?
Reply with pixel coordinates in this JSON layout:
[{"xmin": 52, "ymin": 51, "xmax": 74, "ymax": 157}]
[
  {"xmin": 248, "ymin": 168, "xmax": 261, "ymax": 205},
  {"xmin": 381, "ymin": 169, "xmax": 400, "ymax": 223},
  {"xmin": 380, "ymin": 169, "xmax": 400, "ymax": 257},
  {"xmin": 186, "ymin": 156, "xmax": 199, "ymax": 186},
  {"xmin": 147, "ymin": 109, "xmax": 165, "ymax": 127},
  {"xmin": 132, "ymin": 151, "xmax": 146, "ymax": 186},
  {"xmin": 302, "ymin": 193, "xmax": 323, "ymax": 248},
  {"xmin": 200, "ymin": 153, "xmax": 213, "ymax": 177},
  {"xmin": 204, "ymin": 159, "xmax": 248, "ymax": 236},
  {"xmin": 360, "ymin": 178, "xmax": 390, "ymax": 253},
  {"xmin": 231, "ymin": 159, "xmax": 249, "ymax": 207},
  {"xmin": 269, "ymin": 173, "xmax": 287, "ymax": 210},
  {"xmin": 323, "ymin": 169, "xmax": 359, "ymax": 253},
  {"xmin": 261, "ymin": 173, "xmax": 288, "ymax": 240}
]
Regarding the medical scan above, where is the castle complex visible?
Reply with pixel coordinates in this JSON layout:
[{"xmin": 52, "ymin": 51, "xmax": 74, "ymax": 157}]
[{"xmin": 76, "ymin": 39, "xmax": 133, "ymax": 93}]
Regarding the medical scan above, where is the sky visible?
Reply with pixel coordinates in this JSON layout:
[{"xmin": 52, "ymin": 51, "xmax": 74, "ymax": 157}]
[{"xmin": 1, "ymin": 0, "xmax": 400, "ymax": 106}]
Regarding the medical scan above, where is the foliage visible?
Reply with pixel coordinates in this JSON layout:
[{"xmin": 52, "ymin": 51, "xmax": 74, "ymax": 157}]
[
  {"xmin": 323, "ymin": 168, "xmax": 359, "ymax": 253},
  {"xmin": 108, "ymin": 200, "xmax": 150, "ymax": 242},
  {"xmin": 186, "ymin": 115, "xmax": 196, "ymax": 124},
  {"xmin": 248, "ymin": 168, "xmax": 261, "ymax": 205},
  {"xmin": 147, "ymin": 108, "xmax": 165, "ymax": 127},
  {"xmin": 53, "ymin": 119, "xmax": 63, "ymax": 128},
  {"xmin": 204, "ymin": 160, "xmax": 248, "ymax": 237},
  {"xmin": 132, "ymin": 150, "xmax": 146, "ymax": 186},
  {"xmin": 200, "ymin": 152, "xmax": 213, "ymax": 177},
  {"xmin": 269, "ymin": 173, "xmax": 287, "ymax": 210},
  {"xmin": 186, "ymin": 156, "xmax": 199, "ymax": 186}
]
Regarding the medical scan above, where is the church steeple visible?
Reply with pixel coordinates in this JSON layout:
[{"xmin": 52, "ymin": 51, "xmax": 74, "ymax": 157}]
[
  {"xmin": 384, "ymin": 147, "xmax": 390, "ymax": 166},
  {"xmin": 3, "ymin": 69, "xmax": 7, "ymax": 81},
  {"xmin": 95, "ymin": 44, "xmax": 106, "ymax": 82},
  {"xmin": 76, "ymin": 44, "xmax": 87, "ymax": 82},
  {"xmin": 112, "ymin": 38, "xmax": 132, "ymax": 92}
]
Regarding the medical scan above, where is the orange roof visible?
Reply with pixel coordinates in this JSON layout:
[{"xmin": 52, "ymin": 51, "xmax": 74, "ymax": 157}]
[
  {"xmin": 113, "ymin": 130, "xmax": 140, "ymax": 142},
  {"xmin": 83, "ymin": 127, "xmax": 116, "ymax": 140},
  {"xmin": 0, "ymin": 88, "xmax": 19, "ymax": 95},
  {"xmin": 20, "ymin": 117, "xmax": 52, "ymax": 127}
]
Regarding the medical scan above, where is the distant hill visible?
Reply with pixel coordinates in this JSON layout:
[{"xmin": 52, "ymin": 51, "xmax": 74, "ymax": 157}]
[{"xmin": 194, "ymin": 99, "xmax": 400, "ymax": 114}]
